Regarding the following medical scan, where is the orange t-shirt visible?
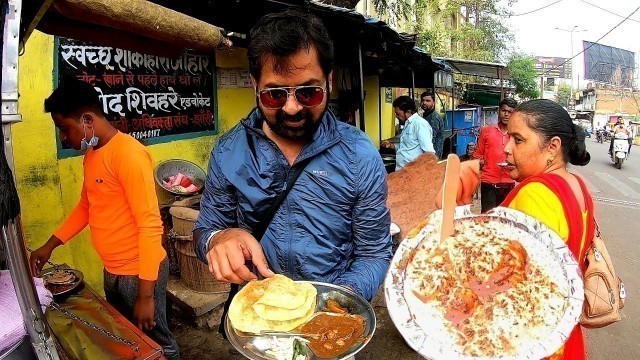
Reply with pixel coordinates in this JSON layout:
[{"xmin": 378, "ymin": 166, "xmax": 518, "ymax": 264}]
[{"xmin": 54, "ymin": 132, "xmax": 165, "ymax": 280}]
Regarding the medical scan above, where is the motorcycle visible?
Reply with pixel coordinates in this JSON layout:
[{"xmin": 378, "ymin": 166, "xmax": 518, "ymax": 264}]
[
  {"xmin": 611, "ymin": 132, "xmax": 629, "ymax": 169},
  {"xmin": 596, "ymin": 129, "xmax": 604, "ymax": 143},
  {"xmin": 584, "ymin": 127, "xmax": 592, "ymax": 138}
]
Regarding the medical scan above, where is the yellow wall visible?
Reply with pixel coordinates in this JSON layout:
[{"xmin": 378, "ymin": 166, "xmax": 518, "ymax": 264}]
[
  {"xmin": 14, "ymin": 31, "xmax": 255, "ymax": 291},
  {"xmin": 363, "ymin": 76, "xmax": 381, "ymax": 146},
  {"xmin": 380, "ymin": 88, "xmax": 395, "ymax": 140}
]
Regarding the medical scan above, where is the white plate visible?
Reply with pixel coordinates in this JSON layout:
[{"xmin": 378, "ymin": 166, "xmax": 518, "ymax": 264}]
[{"xmin": 384, "ymin": 206, "xmax": 584, "ymax": 360}]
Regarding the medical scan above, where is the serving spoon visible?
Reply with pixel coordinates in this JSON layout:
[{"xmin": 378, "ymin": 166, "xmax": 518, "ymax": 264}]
[{"xmin": 235, "ymin": 329, "xmax": 321, "ymax": 340}]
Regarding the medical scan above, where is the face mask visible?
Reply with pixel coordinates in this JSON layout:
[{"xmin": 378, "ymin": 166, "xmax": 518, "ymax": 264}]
[{"xmin": 80, "ymin": 124, "xmax": 99, "ymax": 151}]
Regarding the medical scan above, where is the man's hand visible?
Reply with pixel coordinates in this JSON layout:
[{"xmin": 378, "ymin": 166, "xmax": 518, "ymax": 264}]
[
  {"xmin": 435, "ymin": 159, "xmax": 480, "ymax": 208},
  {"xmin": 207, "ymin": 228, "xmax": 275, "ymax": 283},
  {"xmin": 134, "ymin": 295, "xmax": 156, "ymax": 331},
  {"xmin": 134, "ymin": 279, "xmax": 156, "ymax": 331},
  {"xmin": 381, "ymin": 140, "xmax": 394, "ymax": 149},
  {"xmin": 29, "ymin": 236, "xmax": 63, "ymax": 276}
]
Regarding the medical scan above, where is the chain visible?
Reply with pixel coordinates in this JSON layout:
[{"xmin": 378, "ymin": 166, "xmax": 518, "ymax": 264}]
[
  {"xmin": 31, "ymin": 308, "xmax": 56, "ymax": 360},
  {"xmin": 50, "ymin": 302, "xmax": 140, "ymax": 354}
]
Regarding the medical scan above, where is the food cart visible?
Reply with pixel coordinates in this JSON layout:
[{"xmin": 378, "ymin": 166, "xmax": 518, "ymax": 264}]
[{"xmin": 0, "ymin": 1, "xmax": 228, "ymax": 358}]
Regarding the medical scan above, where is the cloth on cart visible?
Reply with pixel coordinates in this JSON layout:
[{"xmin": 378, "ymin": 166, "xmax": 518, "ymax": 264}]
[{"xmin": 0, "ymin": 270, "xmax": 52, "ymax": 353}]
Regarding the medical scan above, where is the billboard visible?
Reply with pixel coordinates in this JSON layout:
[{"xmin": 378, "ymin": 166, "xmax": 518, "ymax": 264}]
[
  {"xmin": 534, "ymin": 56, "xmax": 572, "ymax": 79},
  {"xmin": 583, "ymin": 41, "xmax": 635, "ymax": 88}
]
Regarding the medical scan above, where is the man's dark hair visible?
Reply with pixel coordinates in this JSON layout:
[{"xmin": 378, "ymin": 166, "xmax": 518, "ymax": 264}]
[
  {"xmin": 392, "ymin": 96, "xmax": 417, "ymax": 113},
  {"xmin": 420, "ymin": 91, "xmax": 434, "ymax": 101},
  {"xmin": 44, "ymin": 77, "xmax": 103, "ymax": 117},
  {"xmin": 248, "ymin": 10, "xmax": 334, "ymax": 81},
  {"xmin": 499, "ymin": 97, "xmax": 518, "ymax": 109}
]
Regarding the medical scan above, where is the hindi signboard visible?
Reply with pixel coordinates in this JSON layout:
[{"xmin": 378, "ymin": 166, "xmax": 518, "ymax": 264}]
[{"xmin": 55, "ymin": 37, "xmax": 217, "ymax": 155}]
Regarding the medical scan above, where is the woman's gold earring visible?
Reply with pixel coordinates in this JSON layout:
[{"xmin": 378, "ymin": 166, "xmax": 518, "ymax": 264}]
[{"xmin": 547, "ymin": 157, "xmax": 554, "ymax": 166}]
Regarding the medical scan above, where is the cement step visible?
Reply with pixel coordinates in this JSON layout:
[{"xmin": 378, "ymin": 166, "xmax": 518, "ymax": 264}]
[{"xmin": 166, "ymin": 276, "xmax": 229, "ymax": 330}]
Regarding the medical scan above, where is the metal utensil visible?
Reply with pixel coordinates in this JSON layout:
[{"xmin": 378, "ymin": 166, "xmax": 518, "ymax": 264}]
[
  {"xmin": 440, "ymin": 154, "xmax": 460, "ymax": 241},
  {"xmin": 235, "ymin": 330, "xmax": 321, "ymax": 340},
  {"xmin": 39, "ymin": 268, "xmax": 85, "ymax": 297}
]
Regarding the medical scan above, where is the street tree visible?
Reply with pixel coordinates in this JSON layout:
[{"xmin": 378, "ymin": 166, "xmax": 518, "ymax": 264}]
[
  {"xmin": 323, "ymin": 0, "xmax": 414, "ymax": 22},
  {"xmin": 555, "ymin": 83, "xmax": 572, "ymax": 107},
  {"xmin": 507, "ymin": 53, "xmax": 540, "ymax": 100},
  {"xmin": 416, "ymin": 0, "xmax": 516, "ymax": 62}
]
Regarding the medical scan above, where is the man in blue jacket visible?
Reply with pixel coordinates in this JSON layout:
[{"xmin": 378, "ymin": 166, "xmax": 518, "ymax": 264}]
[{"xmin": 193, "ymin": 10, "xmax": 392, "ymax": 302}]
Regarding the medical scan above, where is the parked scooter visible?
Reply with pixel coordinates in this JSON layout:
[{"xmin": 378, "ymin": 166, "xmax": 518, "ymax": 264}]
[{"xmin": 611, "ymin": 132, "xmax": 629, "ymax": 169}]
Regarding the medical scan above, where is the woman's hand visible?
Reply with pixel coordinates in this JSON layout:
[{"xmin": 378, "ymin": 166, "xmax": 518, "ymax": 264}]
[{"xmin": 436, "ymin": 159, "xmax": 481, "ymax": 208}]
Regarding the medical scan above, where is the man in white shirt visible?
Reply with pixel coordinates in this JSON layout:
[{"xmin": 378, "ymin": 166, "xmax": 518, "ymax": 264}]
[{"xmin": 381, "ymin": 96, "xmax": 435, "ymax": 170}]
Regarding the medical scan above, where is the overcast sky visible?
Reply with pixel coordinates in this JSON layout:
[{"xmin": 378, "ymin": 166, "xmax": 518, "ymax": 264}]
[{"xmin": 503, "ymin": 0, "xmax": 640, "ymax": 87}]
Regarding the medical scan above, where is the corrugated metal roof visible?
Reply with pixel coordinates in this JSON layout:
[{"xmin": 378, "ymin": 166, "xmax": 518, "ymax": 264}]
[{"xmin": 434, "ymin": 57, "xmax": 508, "ymax": 80}]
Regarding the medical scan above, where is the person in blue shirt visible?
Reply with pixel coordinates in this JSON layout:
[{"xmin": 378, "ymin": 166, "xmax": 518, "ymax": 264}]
[
  {"xmin": 382, "ymin": 96, "xmax": 435, "ymax": 170},
  {"xmin": 193, "ymin": 10, "xmax": 391, "ymax": 303}
]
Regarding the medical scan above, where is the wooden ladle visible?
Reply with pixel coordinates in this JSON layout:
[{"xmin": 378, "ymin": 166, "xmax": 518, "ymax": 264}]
[{"xmin": 440, "ymin": 154, "xmax": 461, "ymax": 242}]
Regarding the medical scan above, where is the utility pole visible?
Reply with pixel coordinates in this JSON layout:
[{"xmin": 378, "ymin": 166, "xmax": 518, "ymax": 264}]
[
  {"xmin": 555, "ymin": 26, "xmax": 587, "ymax": 109},
  {"xmin": 540, "ymin": 62, "xmax": 545, "ymax": 98}
]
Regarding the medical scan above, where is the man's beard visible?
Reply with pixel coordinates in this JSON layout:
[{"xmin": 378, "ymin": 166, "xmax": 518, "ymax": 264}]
[
  {"xmin": 422, "ymin": 105, "xmax": 434, "ymax": 114},
  {"xmin": 260, "ymin": 105, "xmax": 326, "ymax": 140}
]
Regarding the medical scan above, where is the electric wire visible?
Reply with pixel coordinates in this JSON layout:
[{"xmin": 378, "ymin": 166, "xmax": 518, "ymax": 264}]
[
  {"xmin": 509, "ymin": 0, "xmax": 564, "ymax": 17},
  {"xmin": 578, "ymin": 0, "xmax": 640, "ymax": 24},
  {"xmin": 540, "ymin": 5, "xmax": 640, "ymax": 77}
]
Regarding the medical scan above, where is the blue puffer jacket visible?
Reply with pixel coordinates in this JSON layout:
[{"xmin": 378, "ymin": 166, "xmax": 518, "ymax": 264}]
[{"xmin": 194, "ymin": 108, "xmax": 392, "ymax": 301}]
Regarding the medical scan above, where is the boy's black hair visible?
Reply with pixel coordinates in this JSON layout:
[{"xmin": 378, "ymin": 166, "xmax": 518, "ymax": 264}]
[
  {"xmin": 499, "ymin": 97, "xmax": 518, "ymax": 109},
  {"xmin": 44, "ymin": 77, "xmax": 103, "ymax": 117}
]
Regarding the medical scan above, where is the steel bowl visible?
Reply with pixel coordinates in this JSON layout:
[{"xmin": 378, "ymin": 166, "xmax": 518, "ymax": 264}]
[
  {"xmin": 225, "ymin": 281, "xmax": 376, "ymax": 360},
  {"xmin": 154, "ymin": 159, "xmax": 206, "ymax": 196},
  {"xmin": 39, "ymin": 267, "xmax": 84, "ymax": 298}
]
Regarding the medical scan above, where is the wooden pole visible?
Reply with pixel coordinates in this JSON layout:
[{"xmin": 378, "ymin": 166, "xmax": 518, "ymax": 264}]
[{"xmin": 53, "ymin": 0, "xmax": 225, "ymax": 51}]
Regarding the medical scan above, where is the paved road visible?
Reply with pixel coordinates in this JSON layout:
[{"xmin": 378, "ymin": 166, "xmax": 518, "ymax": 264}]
[{"xmin": 575, "ymin": 140, "xmax": 640, "ymax": 359}]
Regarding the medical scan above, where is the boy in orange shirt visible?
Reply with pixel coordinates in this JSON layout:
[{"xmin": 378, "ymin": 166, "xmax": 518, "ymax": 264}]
[{"xmin": 29, "ymin": 79, "xmax": 179, "ymax": 359}]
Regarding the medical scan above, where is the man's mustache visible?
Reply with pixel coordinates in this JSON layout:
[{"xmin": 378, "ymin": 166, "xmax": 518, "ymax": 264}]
[{"xmin": 276, "ymin": 111, "xmax": 309, "ymax": 122}]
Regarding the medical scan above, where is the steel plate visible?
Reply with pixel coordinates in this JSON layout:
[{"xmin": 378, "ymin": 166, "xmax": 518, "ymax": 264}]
[
  {"xmin": 39, "ymin": 267, "xmax": 84, "ymax": 297},
  {"xmin": 225, "ymin": 281, "xmax": 376, "ymax": 360}
]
